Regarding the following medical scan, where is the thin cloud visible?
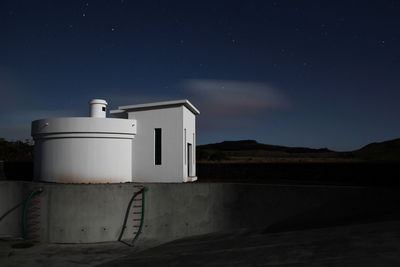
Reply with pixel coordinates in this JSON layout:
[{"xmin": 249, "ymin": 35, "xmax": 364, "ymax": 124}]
[
  {"xmin": 181, "ymin": 79, "xmax": 290, "ymax": 117},
  {"xmin": 106, "ymin": 79, "xmax": 291, "ymax": 132},
  {"xmin": 0, "ymin": 78, "xmax": 291, "ymax": 140}
]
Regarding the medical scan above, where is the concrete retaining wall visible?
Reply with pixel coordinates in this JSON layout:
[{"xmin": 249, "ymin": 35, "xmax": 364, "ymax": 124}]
[
  {"xmin": 1, "ymin": 181, "xmax": 399, "ymax": 246},
  {"xmin": 0, "ymin": 181, "xmax": 24, "ymax": 237}
]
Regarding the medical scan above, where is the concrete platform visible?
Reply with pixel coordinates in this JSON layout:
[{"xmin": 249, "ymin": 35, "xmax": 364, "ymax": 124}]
[
  {"xmin": 1, "ymin": 181, "xmax": 400, "ymax": 246},
  {"xmin": 1, "ymin": 220, "xmax": 400, "ymax": 266}
]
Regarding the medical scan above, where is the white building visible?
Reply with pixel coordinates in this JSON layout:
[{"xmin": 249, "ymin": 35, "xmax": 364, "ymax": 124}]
[
  {"xmin": 31, "ymin": 99, "xmax": 199, "ymax": 184},
  {"xmin": 110, "ymin": 100, "xmax": 200, "ymax": 183}
]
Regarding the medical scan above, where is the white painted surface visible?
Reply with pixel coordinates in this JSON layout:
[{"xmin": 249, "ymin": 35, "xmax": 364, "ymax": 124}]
[
  {"xmin": 31, "ymin": 98, "xmax": 199, "ymax": 184},
  {"xmin": 183, "ymin": 106, "xmax": 197, "ymax": 182},
  {"xmin": 127, "ymin": 107, "xmax": 184, "ymax": 183},
  {"xmin": 89, "ymin": 99, "xmax": 108, "ymax": 118},
  {"xmin": 116, "ymin": 99, "xmax": 200, "ymax": 116},
  {"xmin": 32, "ymin": 117, "xmax": 136, "ymax": 183},
  {"xmin": 111, "ymin": 99, "xmax": 199, "ymax": 183},
  {"xmin": 32, "ymin": 117, "xmax": 136, "ymax": 136}
]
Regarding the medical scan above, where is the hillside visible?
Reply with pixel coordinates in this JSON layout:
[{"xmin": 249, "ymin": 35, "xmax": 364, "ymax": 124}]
[
  {"xmin": 353, "ymin": 138, "xmax": 400, "ymax": 161},
  {"xmin": 199, "ymin": 140, "xmax": 332, "ymax": 153},
  {"xmin": 197, "ymin": 139, "xmax": 400, "ymax": 162}
]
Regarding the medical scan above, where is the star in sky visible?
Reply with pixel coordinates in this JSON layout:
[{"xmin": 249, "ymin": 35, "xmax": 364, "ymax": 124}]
[{"xmin": 1, "ymin": 0, "xmax": 399, "ymax": 150}]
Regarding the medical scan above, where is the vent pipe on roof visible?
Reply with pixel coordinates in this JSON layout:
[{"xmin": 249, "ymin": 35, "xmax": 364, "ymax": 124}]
[{"xmin": 89, "ymin": 99, "xmax": 108, "ymax": 118}]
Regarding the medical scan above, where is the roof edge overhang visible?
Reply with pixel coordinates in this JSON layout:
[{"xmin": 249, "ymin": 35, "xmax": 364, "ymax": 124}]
[{"xmin": 110, "ymin": 99, "xmax": 200, "ymax": 115}]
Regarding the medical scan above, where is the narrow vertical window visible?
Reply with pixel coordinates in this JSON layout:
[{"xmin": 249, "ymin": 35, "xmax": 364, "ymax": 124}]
[
  {"xmin": 155, "ymin": 128, "xmax": 162, "ymax": 165},
  {"xmin": 193, "ymin": 133, "xmax": 195, "ymax": 163},
  {"xmin": 184, "ymin": 129, "xmax": 187, "ymax": 164}
]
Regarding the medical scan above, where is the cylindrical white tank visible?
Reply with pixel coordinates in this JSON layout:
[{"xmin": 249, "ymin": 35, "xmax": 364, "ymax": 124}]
[
  {"xmin": 31, "ymin": 117, "xmax": 136, "ymax": 183},
  {"xmin": 89, "ymin": 99, "xmax": 108, "ymax": 118}
]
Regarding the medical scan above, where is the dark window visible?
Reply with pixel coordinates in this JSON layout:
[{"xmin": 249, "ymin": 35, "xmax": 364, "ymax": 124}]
[
  {"xmin": 102, "ymin": 107, "xmax": 106, "ymax": 111},
  {"xmin": 155, "ymin": 128, "xmax": 162, "ymax": 165}
]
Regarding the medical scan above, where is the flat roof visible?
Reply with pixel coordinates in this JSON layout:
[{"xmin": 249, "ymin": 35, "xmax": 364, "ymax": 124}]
[{"xmin": 110, "ymin": 99, "xmax": 200, "ymax": 115}]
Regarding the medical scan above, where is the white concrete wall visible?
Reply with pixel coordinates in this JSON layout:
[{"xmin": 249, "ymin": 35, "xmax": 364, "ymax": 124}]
[
  {"xmin": 183, "ymin": 106, "xmax": 197, "ymax": 181},
  {"xmin": 3, "ymin": 181, "xmax": 400, "ymax": 244},
  {"xmin": 34, "ymin": 138, "xmax": 133, "ymax": 183},
  {"xmin": 32, "ymin": 117, "xmax": 136, "ymax": 183},
  {"xmin": 128, "ymin": 107, "xmax": 184, "ymax": 182},
  {"xmin": 0, "ymin": 181, "xmax": 23, "ymax": 238}
]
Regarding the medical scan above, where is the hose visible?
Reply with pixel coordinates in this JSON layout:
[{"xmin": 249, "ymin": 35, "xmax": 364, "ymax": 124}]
[
  {"xmin": 22, "ymin": 188, "xmax": 43, "ymax": 237},
  {"xmin": 133, "ymin": 187, "xmax": 146, "ymax": 243},
  {"xmin": 118, "ymin": 187, "xmax": 147, "ymax": 246}
]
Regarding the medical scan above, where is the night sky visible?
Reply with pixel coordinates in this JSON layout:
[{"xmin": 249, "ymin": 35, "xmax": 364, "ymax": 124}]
[{"xmin": 1, "ymin": 1, "xmax": 399, "ymax": 151}]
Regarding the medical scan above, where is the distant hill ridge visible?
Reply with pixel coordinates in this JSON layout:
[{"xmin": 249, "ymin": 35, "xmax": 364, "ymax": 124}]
[
  {"xmin": 354, "ymin": 138, "xmax": 400, "ymax": 161},
  {"xmin": 199, "ymin": 140, "xmax": 332, "ymax": 153},
  {"xmin": 1, "ymin": 137, "xmax": 400, "ymax": 162},
  {"xmin": 198, "ymin": 138, "xmax": 400, "ymax": 161}
]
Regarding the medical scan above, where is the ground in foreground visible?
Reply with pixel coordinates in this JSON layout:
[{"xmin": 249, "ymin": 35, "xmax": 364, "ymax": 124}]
[{"xmin": 2, "ymin": 220, "xmax": 400, "ymax": 266}]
